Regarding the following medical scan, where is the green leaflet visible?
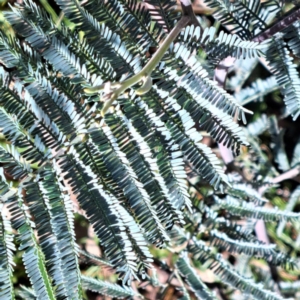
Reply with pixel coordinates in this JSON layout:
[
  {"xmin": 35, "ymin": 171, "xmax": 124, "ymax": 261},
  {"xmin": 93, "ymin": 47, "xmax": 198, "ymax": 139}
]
[
  {"xmin": 17, "ymin": 286, "xmax": 36, "ymax": 299},
  {"xmin": 179, "ymin": 25, "xmax": 267, "ymax": 63},
  {"xmin": 134, "ymin": 89, "xmax": 229, "ymax": 189},
  {"xmin": 246, "ymin": 114, "xmax": 269, "ymax": 136},
  {"xmin": 210, "ymin": 229, "xmax": 293, "ymax": 267},
  {"xmin": 117, "ymin": 94, "xmax": 189, "ymax": 219},
  {"xmin": 103, "ymin": 113, "xmax": 172, "ymax": 242},
  {"xmin": 144, "ymin": 0, "xmax": 178, "ymax": 33},
  {"xmin": 55, "ymin": 0, "xmax": 142, "ymax": 77},
  {"xmin": 234, "ymin": 77, "xmax": 278, "ymax": 106}
]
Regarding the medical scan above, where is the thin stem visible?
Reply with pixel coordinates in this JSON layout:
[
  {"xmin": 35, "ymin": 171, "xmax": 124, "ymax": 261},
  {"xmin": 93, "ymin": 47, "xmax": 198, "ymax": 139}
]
[
  {"xmin": 38, "ymin": 0, "xmax": 60, "ymax": 23},
  {"xmin": 143, "ymin": 17, "xmax": 190, "ymax": 75},
  {"xmin": 174, "ymin": 4, "xmax": 215, "ymax": 15},
  {"xmin": 258, "ymin": 167, "xmax": 300, "ymax": 196},
  {"xmin": 271, "ymin": 167, "xmax": 300, "ymax": 184},
  {"xmin": 100, "ymin": 16, "xmax": 191, "ymax": 116},
  {"xmin": 158, "ymin": 271, "xmax": 175, "ymax": 299}
]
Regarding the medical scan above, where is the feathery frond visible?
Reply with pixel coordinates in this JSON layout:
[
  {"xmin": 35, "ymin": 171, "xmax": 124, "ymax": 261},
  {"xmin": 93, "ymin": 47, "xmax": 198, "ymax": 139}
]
[
  {"xmin": 0, "ymin": 202, "xmax": 15, "ymax": 300},
  {"xmin": 189, "ymin": 240, "xmax": 286, "ymax": 300},
  {"xmin": 81, "ymin": 275, "xmax": 137, "ymax": 299},
  {"xmin": 145, "ymin": 0, "xmax": 178, "ymax": 33},
  {"xmin": 246, "ymin": 114, "xmax": 269, "ymax": 136},
  {"xmin": 8, "ymin": 190, "xmax": 56, "ymax": 300},
  {"xmin": 176, "ymin": 255, "xmax": 217, "ymax": 300},
  {"xmin": 204, "ymin": 0, "xmax": 267, "ymax": 39},
  {"xmin": 234, "ymin": 77, "xmax": 278, "ymax": 106},
  {"xmin": 215, "ymin": 195, "xmax": 300, "ymax": 222},
  {"xmin": 179, "ymin": 26, "xmax": 266, "ymax": 64},
  {"xmin": 266, "ymin": 36, "xmax": 300, "ymax": 120},
  {"xmin": 0, "ymin": 0, "xmax": 299, "ymax": 298},
  {"xmin": 210, "ymin": 229, "xmax": 293, "ymax": 267}
]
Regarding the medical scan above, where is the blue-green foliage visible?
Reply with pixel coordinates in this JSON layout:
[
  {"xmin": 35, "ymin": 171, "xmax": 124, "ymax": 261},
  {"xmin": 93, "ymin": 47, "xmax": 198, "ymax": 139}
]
[{"xmin": 0, "ymin": 0, "xmax": 299, "ymax": 299}]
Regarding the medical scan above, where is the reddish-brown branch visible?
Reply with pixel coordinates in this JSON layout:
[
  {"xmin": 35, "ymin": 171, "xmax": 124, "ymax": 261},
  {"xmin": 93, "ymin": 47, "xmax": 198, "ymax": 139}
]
[
  {"xmin": 214, "ymin": 7, "xmax": 300, "ymax": 91},
  {"xmin": 253, "ymin": 7, "xmax": 300, "ymax": 42}
]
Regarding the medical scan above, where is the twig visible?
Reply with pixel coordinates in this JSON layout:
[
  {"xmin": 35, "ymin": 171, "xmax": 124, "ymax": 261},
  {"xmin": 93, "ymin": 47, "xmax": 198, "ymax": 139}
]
[
  {"xmin": 84, "ymin": 0, "xmax": 200, "ymax": 116},
  {"xmin": 253, "ymin": 7, "xmax": 300, "ymax": 42},
  {"xmin": 270, "ymin": 167, "xmax": 300, "ymax": 184},
  {"xmin": 55, "ymin": 12, "xmax": 65, "ymax": 29},
  {"xmin": 38, "ymin": 0, "xmax": 60, "ymax": 23},
  {"xmin": 174, "ymin": 5, "xmax": 215, "ymax": 15},
  {"xmin": 158, "ymin": 271, "xmax": 175, "ymax": 299},
  {"xmin": 258, "ymin": 167, "xmax": 300, "ymax": 196}
]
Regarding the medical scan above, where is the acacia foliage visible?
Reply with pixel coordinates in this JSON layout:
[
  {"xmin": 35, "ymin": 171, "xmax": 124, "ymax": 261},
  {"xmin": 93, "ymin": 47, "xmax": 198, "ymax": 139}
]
[{"xmin": 0, "ymin": 0, "xmax": 299, "ymax": 299}]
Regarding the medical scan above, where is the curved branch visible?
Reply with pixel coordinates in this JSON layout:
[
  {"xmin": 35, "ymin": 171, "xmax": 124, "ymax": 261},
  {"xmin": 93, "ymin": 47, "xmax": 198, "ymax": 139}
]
[{"xmin": 85, "ymin": 0, "xmax": 201, "ymax": 116}]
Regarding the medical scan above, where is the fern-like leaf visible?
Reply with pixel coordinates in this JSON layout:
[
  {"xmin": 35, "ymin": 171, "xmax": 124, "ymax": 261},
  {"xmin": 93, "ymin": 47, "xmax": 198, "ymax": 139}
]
[
  {"xmin": 144, "ymin": 0, "xmax": 177, "ymax": 33},
  {"xmin": 23, "ymin": 166, "xmax": 82, "ymax": 299},
  {"xmin": 81, "ymin": 275, "xmax": 137, "ymax": 299},
  {"xmin": 179, "ymin": 26, "xmax": 266, "ymax": 64},
  {"xmin": 7, "ymin": 190, "xmax": 56, "ymax": 300},
  {"xmin": 0, "ymin": 202, "xmax": 15, "ymax": 300},
  {"xmin": 189, "ymin": 240, "xmax": 285, "ymax": 300},
  {"xmin": 210, "ymin": 229, "xmax": 294, "ymax": 267},
  {"xmin": 176, "ymin": 255, "xmax": 217, "ymax": 300},
  {"xmin": 204, "ymin": 0, "xmax": 267, "ymax": 39},
  {"xmin": 17, "ymin": 286, "xmax": 36, "ymax": 299},
  {"xmin": 234, "ymin": 77, "xmax": 278, "ymax": 106},
  {"xmin": 215, "ymin": 195, "xmax": 300, "ymax": 222},
  {"xmin": 266, "ymin": 36, "xmax": 300, "ymax": 120},
  {"xmin": 246, "ymin": 114, "xmax": 269, "ymax": 137}
]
